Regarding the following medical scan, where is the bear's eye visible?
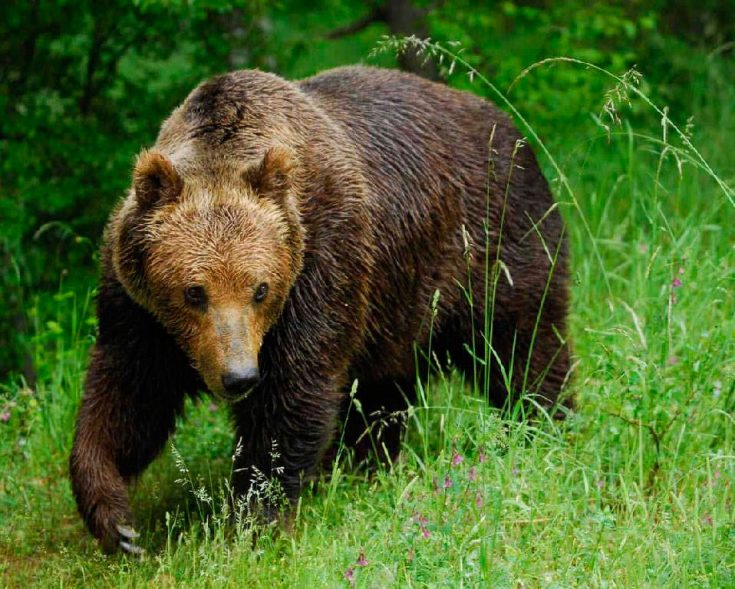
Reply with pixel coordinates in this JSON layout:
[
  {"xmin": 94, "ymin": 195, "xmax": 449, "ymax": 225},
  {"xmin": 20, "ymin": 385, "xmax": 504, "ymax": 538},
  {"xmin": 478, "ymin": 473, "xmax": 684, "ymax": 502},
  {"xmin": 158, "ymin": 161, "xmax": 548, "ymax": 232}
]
[
  {"xmin": 184, "ymin": 285, "xmax": 207, "ymax": 309},
  {"xmin": 254, "ymin": 282, "xmax": 269, "ymax": 303}
]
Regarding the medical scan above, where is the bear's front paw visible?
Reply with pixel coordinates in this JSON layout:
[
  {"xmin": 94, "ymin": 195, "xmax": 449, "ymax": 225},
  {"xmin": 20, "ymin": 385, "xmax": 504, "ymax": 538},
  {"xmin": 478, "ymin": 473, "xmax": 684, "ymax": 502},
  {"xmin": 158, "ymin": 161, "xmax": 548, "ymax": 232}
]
[
  {"xmin": 116, "ymin": 523, "xmax": 145, "ymax": 556},
  {"xmin": 87, "ymin": 502, "xmax": 144, "ymax": 556}
]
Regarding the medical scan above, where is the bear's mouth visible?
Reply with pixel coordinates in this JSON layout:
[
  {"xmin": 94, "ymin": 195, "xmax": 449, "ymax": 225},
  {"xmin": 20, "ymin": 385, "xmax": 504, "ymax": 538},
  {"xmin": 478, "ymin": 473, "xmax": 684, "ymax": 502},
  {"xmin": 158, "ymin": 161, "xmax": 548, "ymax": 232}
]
[{"xmin": 212, "ymin": 384, "xmax": 256, "ymax": 404}]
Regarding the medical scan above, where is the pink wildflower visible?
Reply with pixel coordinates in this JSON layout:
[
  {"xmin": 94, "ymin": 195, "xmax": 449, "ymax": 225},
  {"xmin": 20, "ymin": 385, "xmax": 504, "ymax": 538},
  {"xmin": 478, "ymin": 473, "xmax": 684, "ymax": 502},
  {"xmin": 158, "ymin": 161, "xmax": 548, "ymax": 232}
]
[
  {"xmin": 475, "ymin": 492, "xmax": 484, "ymax": 508},
  {"xmin": 356, "ymin": 552, "xmax": 368, "ymax": 567},
  {"xmin": 443, "ymin": 475, "xmax": 453, "ymax": 489},
  {"xmin": 451, "ymin": 451, "xmax": 464, "ymax": 466},
  {"xmin": 344, "ymin": 567, "xmax": 355, "ymax": 582},
  {"xmin": 672, "ymin": 277, "xmax": 682, "ymax": 288},
  {"xmin": 0, "ymin": 411, "xmax": 10, "ymax": 423},
  {"xmin": 468, "ymin": 466, "xmax": 477, "ymax": 482},
  {"xmin": 414, "ymin": 513, "xmax": 431, "ymax": 538}
]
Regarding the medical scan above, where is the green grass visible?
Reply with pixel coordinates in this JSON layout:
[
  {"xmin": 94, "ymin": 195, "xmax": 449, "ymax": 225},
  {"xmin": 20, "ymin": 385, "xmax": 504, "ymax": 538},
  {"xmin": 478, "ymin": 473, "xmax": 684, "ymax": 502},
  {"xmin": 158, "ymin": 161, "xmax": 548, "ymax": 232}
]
[{"xmin": 1, "ymin": 54, "xmax": 734, "ymax": 587}]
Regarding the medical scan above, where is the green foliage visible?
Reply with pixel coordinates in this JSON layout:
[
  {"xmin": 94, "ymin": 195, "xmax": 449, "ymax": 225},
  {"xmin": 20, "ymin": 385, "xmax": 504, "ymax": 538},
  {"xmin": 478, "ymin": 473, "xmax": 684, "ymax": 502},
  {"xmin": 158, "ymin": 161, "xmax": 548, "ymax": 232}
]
[{"xmin": 1, "ymin": 0, "xmax": 734, "ymax": 380}]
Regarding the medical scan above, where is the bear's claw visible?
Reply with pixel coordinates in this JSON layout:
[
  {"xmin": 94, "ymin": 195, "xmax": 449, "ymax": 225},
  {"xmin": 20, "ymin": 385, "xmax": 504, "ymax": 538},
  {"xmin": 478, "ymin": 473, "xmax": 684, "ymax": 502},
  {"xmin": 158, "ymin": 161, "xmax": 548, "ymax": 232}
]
[
  {"xmin": 116, "ymin": 524, "xmax": 140, "ymax": 540},
  {"xmin": 119, "ymin": 540, "xmax": 145, "ymax": 556},
  {"xmin": 116, "ymin": 524, "xmax": 144, "ymax": 556}
]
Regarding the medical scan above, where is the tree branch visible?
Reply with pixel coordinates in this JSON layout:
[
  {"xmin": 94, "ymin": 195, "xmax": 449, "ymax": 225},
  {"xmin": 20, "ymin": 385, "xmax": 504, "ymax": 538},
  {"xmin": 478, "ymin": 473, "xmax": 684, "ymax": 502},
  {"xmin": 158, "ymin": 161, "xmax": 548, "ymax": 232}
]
[{"xmin": 326, "ymin": 5, "xmax": 386, "ymax": 40}]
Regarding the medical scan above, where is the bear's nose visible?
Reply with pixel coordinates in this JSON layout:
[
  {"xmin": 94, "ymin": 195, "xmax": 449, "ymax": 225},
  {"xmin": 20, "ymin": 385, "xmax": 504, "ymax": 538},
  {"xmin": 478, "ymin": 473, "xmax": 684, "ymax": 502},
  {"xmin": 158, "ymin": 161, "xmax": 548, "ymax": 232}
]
[{"xmin": 221, "ymin": 366, "xmax": 260, "ymax": 397}]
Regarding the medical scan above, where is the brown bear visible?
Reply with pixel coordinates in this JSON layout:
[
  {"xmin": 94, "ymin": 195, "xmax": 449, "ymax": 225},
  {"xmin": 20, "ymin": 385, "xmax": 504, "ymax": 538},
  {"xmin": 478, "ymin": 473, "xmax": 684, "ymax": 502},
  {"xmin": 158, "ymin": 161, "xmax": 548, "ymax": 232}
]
[{"xmin": 70, "ymin": 66, "xmax": 571, "ymax": 553}]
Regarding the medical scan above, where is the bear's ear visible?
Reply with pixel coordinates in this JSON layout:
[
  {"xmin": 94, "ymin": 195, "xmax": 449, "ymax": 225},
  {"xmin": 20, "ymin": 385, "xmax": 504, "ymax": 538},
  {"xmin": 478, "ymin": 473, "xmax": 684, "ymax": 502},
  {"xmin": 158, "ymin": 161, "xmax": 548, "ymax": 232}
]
[
  {"xmin": 133, "ymin": 150, "xmax": 183, "ymax": 209},
  {"xmin": 243, "ymin": 146, "xmax": 293, "ymax": 200}
]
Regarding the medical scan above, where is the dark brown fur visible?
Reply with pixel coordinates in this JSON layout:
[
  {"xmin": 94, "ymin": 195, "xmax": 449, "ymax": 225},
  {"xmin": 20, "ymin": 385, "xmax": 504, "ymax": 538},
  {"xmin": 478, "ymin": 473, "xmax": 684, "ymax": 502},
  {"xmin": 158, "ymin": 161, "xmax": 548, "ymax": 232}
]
[{"xmin": 70, "ymin": 66, "xmax": 571, "ymax": 550}]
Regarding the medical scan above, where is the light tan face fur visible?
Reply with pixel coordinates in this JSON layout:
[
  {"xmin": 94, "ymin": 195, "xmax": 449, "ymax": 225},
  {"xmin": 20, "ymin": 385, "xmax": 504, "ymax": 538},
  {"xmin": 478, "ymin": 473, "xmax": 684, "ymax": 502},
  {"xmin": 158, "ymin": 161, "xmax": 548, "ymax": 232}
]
[
  {"xmin": 145, "ymin": 195, "xmax": 292, "ymax": 399},
  {"xmin": 114, "ymin": 149, "xmax": 301, "ymax": 401}
]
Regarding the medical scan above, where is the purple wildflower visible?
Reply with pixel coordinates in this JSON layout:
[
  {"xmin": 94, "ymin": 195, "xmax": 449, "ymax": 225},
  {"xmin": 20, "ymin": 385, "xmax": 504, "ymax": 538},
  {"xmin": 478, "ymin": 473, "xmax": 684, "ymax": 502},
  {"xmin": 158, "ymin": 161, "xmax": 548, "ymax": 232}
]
[
  {"xmin": 468, "ymin": 466, "xmax": 477, "ymax": 482},
  {"xmin": 451, "ymin": 451, "xmax": 464, "ymax": 466},
  {"xmin": 443, "ymin": 475, "xmax": 453, "ymax": 489},
  {"xmin": 344, "ymin": 567, "xmax": 355, "ymax": 583},
  {"xmin": 672, "ymin": 277, "xmax": 682, "ymax": 288},
  {"xmin": 356, "ymin": 552, "xmax": 368, "ymax": 567}
]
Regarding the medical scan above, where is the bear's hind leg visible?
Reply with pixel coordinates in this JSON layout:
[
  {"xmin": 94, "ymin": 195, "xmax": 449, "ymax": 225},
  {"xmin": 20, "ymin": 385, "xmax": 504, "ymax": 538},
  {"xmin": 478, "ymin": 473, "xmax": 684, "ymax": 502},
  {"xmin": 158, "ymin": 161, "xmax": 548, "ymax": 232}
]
[
  {"xmin": 438, "ymin": 300, "xmax": 572, "ymax": 416},
  {"xmin": 480, "ymin": 305, "xmax": 572, "ymax": 417},
  {"xmin": 514, "ymin": 317, "xmax": 573, "ymax": 416}
]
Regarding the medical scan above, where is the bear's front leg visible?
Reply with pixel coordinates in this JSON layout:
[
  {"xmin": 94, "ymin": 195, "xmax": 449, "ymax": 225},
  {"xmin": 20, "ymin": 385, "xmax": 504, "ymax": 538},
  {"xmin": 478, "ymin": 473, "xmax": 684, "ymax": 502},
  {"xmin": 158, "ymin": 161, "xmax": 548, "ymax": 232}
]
[
  {"xmin": 229, "ymin": 375, "xmax": 344, "ymax": 523},
  {"xmin": 227, "ymin": 215, "xmax": 370, "ymax": 526},
  {"xmin": 70, "ymin": 275, "xmax": 198, "ymax": 553},
  {"xmin": 70, "ymin": 346, "xmax": 138, "ymax": 552},
  {"xmin": 70, "ymin": 340, "xmax": 194, "ymax": 553},
  {"xmin": 69, "ymin": 346, "xmax": 183, "ymax": 553}
]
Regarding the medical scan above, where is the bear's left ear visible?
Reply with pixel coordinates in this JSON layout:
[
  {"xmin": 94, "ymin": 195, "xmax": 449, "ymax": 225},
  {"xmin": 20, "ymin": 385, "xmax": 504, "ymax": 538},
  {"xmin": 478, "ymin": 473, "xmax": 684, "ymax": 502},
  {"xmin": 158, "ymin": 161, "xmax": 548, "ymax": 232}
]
[
  {"xmin": 133, "ymin": 150, "xmax": 183, "ymax": 210},
  {"xmin": 243, "ymin": 146, "xmax": 294, "ymax": 201}
]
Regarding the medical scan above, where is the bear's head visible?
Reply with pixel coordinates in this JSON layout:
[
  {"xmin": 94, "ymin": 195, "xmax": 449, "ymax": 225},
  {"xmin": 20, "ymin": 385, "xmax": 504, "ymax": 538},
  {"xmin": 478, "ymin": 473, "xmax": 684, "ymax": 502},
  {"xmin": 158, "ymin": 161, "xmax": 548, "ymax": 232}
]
[{"xmin": 110, "ymin": 146, "xmax": 304, "ymax": 401}]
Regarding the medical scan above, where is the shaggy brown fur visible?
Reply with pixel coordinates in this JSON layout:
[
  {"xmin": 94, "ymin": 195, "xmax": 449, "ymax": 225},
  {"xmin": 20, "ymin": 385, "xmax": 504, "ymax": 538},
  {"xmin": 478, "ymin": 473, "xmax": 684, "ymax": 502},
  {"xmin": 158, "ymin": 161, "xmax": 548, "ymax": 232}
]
[{"xmin": 70, "ymin": 66, "xmax": 571, "ymax": 552}]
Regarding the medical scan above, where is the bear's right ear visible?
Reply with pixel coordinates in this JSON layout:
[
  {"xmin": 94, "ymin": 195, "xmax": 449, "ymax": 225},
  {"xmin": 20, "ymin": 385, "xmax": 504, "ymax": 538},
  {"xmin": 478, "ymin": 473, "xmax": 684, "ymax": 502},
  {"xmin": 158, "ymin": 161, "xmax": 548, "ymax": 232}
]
[{"xmin": 133, "ymin": 150, "xmax": 183, "ymax": 210}]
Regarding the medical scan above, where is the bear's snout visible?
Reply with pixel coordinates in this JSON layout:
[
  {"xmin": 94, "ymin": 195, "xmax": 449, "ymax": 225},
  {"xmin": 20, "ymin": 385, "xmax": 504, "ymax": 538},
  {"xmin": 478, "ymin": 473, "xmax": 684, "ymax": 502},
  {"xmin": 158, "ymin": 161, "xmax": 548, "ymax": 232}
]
[{"xmin": 221, "ymin": 364, "xmax": 260, "ymax": 400}]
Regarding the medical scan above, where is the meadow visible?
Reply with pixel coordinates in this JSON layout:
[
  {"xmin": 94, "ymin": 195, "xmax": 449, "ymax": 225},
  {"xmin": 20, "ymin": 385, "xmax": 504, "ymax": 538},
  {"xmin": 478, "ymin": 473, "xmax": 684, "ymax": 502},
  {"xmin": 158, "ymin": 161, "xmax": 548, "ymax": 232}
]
[{"xmin": 1, "ymin": 6, "xmax": 734, "ymax": 588}]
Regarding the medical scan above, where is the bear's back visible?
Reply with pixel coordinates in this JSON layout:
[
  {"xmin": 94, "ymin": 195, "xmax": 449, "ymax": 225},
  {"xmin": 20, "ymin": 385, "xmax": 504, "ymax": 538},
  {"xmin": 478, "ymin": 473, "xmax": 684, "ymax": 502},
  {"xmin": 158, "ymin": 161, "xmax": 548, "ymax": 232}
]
[
  {"xmin": 298, "ymin": 66, "xmax": 512, "ymax": 200},
  {"xmin": 297, "ymin": 66, "xmax": 553, "ymax": 240},
  {"xmin": 298, "ymin": 68, "xmax": 517, "ymax": 368},
  {"xmin": 297, "ymin": 67, "xmax": 563, "ymax": 377}
]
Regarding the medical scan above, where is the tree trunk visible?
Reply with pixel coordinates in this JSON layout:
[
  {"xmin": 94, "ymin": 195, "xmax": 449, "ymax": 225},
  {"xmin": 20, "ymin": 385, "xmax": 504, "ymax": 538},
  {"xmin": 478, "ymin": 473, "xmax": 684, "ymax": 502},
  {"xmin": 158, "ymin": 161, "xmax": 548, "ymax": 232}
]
[{"xmin": 385, "ymin": 0, "xmax": 439, "ymax": 80}]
